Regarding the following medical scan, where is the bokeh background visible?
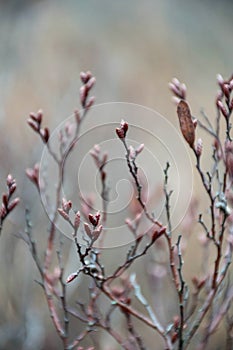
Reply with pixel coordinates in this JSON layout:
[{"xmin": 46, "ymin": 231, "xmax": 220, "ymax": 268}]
[{"xmin": 0, "ymin": 0, "xmax": 233, "ymax": 349}]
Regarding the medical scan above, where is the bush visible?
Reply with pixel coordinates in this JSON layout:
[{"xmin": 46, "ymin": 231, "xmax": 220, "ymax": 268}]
[{"xmin": 1, "ymin": 71, "xmax": 233, "ymax": 349}]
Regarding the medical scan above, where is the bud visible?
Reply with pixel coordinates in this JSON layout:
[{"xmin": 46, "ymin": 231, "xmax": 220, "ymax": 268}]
[
  {"xmin": 66, "ymin": 272, "xmax": 78, "ymax": 283},
  {"xmin": 196, "ymin": 138, "xmax": 203, "ymax": 157},
  {"xmin": 62, "ymin": 198, "xmax": 72, "ymax": 213},
  {"xmin": 27, "ymin": 118, "xmax": 39, "ymax": 132},
  {"xmin": 2, "ymin": 193, "xmax": 8, "ymax": 208},
  {"xmin": 85, "ymin": 96, "xmax": 95, "ymax": 110},
  {"xmin": 86, "ymin": 77, "xmax": 96, "ymax": 90},
  {"xmin": 8, "ymin": 183, "xmax": 16, "ymax": 195},
  {"xmin": 129, "ymin": 145, "xmax": 136, "ymax": 159},
  {"xmin": 177, "ymin": 100, "xmax": 195, "ymax": 148},
  {"xmin": 217, "ymin": 100, "xmax": 228, "ymax": 118},
  {"xmin": 36, "ymin": 110, "xmax": 43, "ymax": 124},
  {"xmin": 92, "ymin": 225, "xmax": 103, "ymax": 241},
  {"xmin": 74, "ymin": 211, "xmax": 81, "ymax": 230},
  {"xmin": 8, "ymin": 197, "xmax": 20, "ymax": 212},
  {"xmin": 135, "ymin": 143, "xmax": 144, "ymax": 155},
  {"xmin": 6, "ymin": 174, "xmax": 13, "ymax": 186},
  {"xmin": 42, "ymin": 127, "xmax": 50, "ymax": 143},
  {"xmin": 217, "ymin": 74, "xmax": 224, "ymax": 86},
  {"xmin": 58, "ymin": 208, "xmax": 70, "ymax": 221},
  {"xmin": 84, "ymin": 222, "xmax": 92, "ymax": 238},
  {"xmin": 89, "ymin": 214, "xmax": 97, "ymax": 226},
  {"xmin": 116, "ymin": 120, "xmax": 128, "ymax": 139},
  {"xmin": 80, "ymin": 85, "xmax": 88, "ymax": 107}
]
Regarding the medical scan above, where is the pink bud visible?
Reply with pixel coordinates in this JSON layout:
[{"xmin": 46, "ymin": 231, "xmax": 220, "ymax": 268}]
[
  {"xmin": 217, "ymin": 100, "xmax": 228, "ymax": 118},
  {"xmin": 86, "ymin": 77, "xmax": 96, "ymax": 90},
  {"xmin": 172, "ymin": 77, "xmax": 180, "ymax": 87},
  {"xmin": 27, "ymin": 118, "xmax": 39, "ymax": 132},
  {"xmin": 80, "ymin": 71, "xmax": 88, "ymax": 83},
  {"xmin": 196, "ymin": 138, "xmax": 203, "ymax": 157},
  {"xmin": 2, "ymin": 193, "xmax": 8, "ymax": 208},
  {"xmin": 129, "ymin": 145, "xmax": 136, "ymax": 159},
  {"xmin": 85, "ymin": 96, "xmax": 95, "ymax": 110},
  {"xmin": 40, "ymin": 128, "xmax": 50, "ymax": 143},
  {"xmin": 6, "ymin": 174, "xmax": 13, "ymax": 186},
  {"xmin": 135, "ymin": 143, "xmax": 144, "ymax": 155},
  {"xmin": 217, "ymin": 74, "xmax": 224, "ymax": 86},
  {"xmin": 84, "ymin": 222, "xmax": 92, "ymax": 238},
  {"xmin": 58, "ymin": 208, "xmax": 70, "ymax": 221},
  {"xmin": 8, "ymin": 197, "xmax": 20, "ymax": 212},
  {"xmin": 74, "ymin": 211, "xmax": 80, "ymax": 230},
  {"xmin": 92, "ymin": 225, "xmax": 103, "ymax": 241},
  {"xmin": 66, "ymin": 272, "xmax": 78, "ymax": 283},
  {"xmin": 80, "ymin": 85, "xmax": 88, "ymax": 107}
]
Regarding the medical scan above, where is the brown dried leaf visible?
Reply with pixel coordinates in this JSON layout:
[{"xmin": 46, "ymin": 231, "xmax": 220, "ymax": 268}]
[{"xmin": 177, "ymin": 100, "xmax": 195, "ymax": 148}]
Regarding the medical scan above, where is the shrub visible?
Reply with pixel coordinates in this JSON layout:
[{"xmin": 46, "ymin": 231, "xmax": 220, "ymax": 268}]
[{"xmin": 1, "ymin": 72, "xmax": 233, "ymax": 349}]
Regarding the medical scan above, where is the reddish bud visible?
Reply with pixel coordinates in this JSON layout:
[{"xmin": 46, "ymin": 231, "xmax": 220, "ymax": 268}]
[
  {"xmin": 89, "ymin": 213, "xmax": 97, "ymax": 226},
  {"xmin": 58, "ymin": 208, "xmax": 70, "ymax": 221},
  {"xmin": 2, "ymin": 193, "xmax": 8, "ymax": 208},
  {"xmin": 116, "ymin": 120, "xmax": 128, "ymax": 139},
  {"xmin": 80, "ymin": 85, "xmax": 88, "ymax": 107},
  {"xmin": 41, "ymin": 127, "xmax": 50, "ymax": 143},
  {"xmin": 0, "ymin": 206, "xmax": 7, "ymax": 219},
  {"xmin": 66, "ymin": 272, "xmax": 78, "ymax": 283},
  {"xmin": 116, "ymin": 127, "xmax": 125, "ymax": 139},
  {"xmin": 85, "ymin": 96, "xmax": 95, "ymax": 110},
  {"xmin": 80, "ymin": 71, "xmax": 92, "ymax": 84},
  {"xmin": 8, "ymin": 197, "xmax": 20, "ymax": 212},
  {"xmin": 217, "ymin": 100, "xmax": 228, "ymax": 118},
  {"xmin": 62, "ymin": 198, "xmax": 72, "ymax": 213},
  {"xmin": 177, "ymin": 100, "xmax": 195, "ymax": 148},
  {"xmin": 6, "ymin": 174, "xmax": 13, "ymax": 186},
  {"xmin": 84, "ymin": 222, "xmax": 92, "ymax": 238},
  {"xmin": 86, "ymin": 77, "xmax": 96, "ymax": 90},
  {"xmin": 74, "ymin": 211, "xmax": 80, "ymax": 230},
  {"xmin": 27, "ymin": 118, "xmax": 39, "ymax": 132}
]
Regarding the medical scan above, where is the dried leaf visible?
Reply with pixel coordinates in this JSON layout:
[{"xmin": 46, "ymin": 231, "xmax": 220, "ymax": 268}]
[{"xmin": 177, "ymin": 100, "xmax": 195, "ymax": 148}]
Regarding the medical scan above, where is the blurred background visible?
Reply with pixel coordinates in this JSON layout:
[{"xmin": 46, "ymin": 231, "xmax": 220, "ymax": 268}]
[{"xmin": 0, "ymin": 0, "xmax": 233, "ymax": 349}]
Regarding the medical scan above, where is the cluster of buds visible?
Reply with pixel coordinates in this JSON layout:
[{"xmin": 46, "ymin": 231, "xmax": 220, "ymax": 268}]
[
  {"xmin": 84, "ymin": 211, "xmax": 102, "ymax": 243},
  {"xmin": 26, "ymin": 163, "xmax": 40, "ymax": 189},
  {"xmin": 169, "ymin": 78, "xmax": 187, "ymax": 104},
  {"xmin": 216, "ymin": 74, "xmax": 233, "ymax": 119},
  {"xmin": 79, "ymin": 71, "xmax": 96, "ymax": 109},
  {"xmin": 58, "ymin": 198, "xmax": 81, "ymax": 235},
  {"xmin": 0, "ymin": 175, "xmax": 20, "ymax": 221},
  {"xmin": 90, "ymin": 144, "xmax": 108, "ymax": 183},
  {"xmin": 128, "ymin": 143, "xmax": 144, "ymax": 160},
  {"xmin": 58, "ymin": 198, "xmax": 72, "ymax": 221},
  {"xmin": 116, "ymin": 119, "xmax": 128, "ymax": 139},
  {"xmin": 27, "ymin": 110, "xmax": 50, "ymax": 143}
]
